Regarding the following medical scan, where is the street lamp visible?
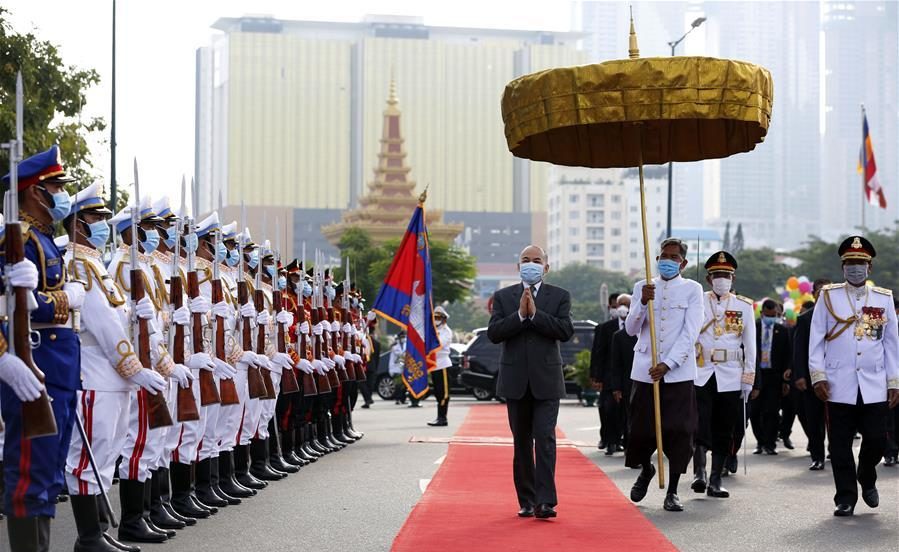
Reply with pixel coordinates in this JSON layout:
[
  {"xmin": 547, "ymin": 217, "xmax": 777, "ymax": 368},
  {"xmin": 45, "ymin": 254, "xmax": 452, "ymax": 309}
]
[{"xmin": 664, "ymin": 16, "xmax": 706, "ymax": 239}]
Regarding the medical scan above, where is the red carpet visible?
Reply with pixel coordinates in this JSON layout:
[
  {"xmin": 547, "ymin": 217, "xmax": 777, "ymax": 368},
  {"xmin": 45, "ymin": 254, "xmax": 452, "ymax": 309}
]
[{"xmin": 391, "ymin": 404, "xmax": 676, "ymax": 552}]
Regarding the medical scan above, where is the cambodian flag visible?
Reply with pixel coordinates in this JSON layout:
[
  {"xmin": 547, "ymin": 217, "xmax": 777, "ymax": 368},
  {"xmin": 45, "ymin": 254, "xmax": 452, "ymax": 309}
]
[
  {"xmin": 371, "ymin": 203, "xmax": 440, "ymax": 399},
  {"xmin": 858, "ymin": 109, "xmax": 887, "ymax": 209}
]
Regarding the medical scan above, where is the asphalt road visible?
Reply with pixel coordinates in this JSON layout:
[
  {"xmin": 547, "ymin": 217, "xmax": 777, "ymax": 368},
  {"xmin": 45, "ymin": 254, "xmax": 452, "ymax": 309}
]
[{"xmin": 1, "ymin": 395, "xmax": 897, "ymax": 551}]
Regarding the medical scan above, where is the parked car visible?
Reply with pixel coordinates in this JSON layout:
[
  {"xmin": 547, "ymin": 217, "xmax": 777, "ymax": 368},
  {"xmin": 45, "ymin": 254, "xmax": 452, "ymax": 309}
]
[
  {"xmin": 460, "ymin": 320, "xmax": 598, "ymax": 401},
  {"xmin": 373, "ymin": 340, "xmax": 472, "ymax": 401}
]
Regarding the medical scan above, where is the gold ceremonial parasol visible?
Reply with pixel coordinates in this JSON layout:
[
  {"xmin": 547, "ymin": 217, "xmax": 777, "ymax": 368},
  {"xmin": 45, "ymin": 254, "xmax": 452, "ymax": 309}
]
[{"xmin": 501, "ymin": 16, "xmax": 773, "ymax": 488}]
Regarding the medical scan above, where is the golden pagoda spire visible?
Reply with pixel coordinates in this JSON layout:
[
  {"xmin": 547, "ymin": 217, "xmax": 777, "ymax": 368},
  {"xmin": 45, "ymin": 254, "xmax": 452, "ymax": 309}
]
[
  {"xmin": 628, "ymin": 6, "xmax": 640, "ymax": 59},
  {"xmin": 388, "ymin": 66, "xmax": 398, "ymax": 106}
]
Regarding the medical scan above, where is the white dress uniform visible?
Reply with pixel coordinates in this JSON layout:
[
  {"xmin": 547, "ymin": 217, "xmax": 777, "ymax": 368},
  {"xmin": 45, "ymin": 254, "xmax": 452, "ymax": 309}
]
[
  {"xmin": 388, "ymin": 341, "xmax": 405, "ymax": 376},
  {"xmin": 254, "ymin": 279, "xmax": 279, "ymax": 441},
  {"xmin": 64, "ymin": 241, "xmax": 141, "ymax": 496},
  {"xmin": 218, "ymin": 266, "xmax": 246, "ymax": 453},
  {"xmin": 626, "ymin": 275, "xmax": 704, "ymax": 384},
  {"xmin": 695, "ymin": 291, "xmax": 757, "ymax": 392}
]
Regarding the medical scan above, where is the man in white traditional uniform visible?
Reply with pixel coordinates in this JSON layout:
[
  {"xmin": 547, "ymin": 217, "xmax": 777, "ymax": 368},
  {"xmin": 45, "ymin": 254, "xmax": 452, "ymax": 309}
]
[{"xmin": 427, "ymin": 306, "xmax": 453, "ymax": 427}]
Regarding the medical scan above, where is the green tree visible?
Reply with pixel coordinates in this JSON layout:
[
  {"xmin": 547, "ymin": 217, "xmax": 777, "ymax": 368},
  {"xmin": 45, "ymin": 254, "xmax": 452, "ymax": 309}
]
[
  {"xmin": 544, "ymin": 262, "xmax": 634, "ymax": 322},
  {"xmin": 338, "ymin": 227, "xmax": 385, "ymax": 302},
  {"xmin": 728, "ymin": 248, "xmax": 792, "ymax": 300},
  {"xmin": 0, "ymin": 8, "xmax": 105, "ymax": 186},
  {"xmin": 793, "ymin": 230, "xmax": 899, "ymax": 292},
  {"xmin": 442, "ymin": 298, "xmax": 489, "ymax": 332}
]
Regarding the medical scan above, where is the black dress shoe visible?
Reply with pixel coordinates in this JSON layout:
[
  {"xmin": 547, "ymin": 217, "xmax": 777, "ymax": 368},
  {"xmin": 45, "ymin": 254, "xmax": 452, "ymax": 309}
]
[
  {"xmin": 862, "ymin": 487, "xmax": 879, "ymax": 508},
  {"xmin": 597, "ymin": 440, "xmax": 607, "ymax": 450},
  {"xmin": 809, "ymin": 461, "xmax": 825, "ymax": 471},
  {"xmin": 427, "ymin": 419, "xmax": 448, "ymax": 427},
  {"xmin": 535, "ymin": 504, "xmax": 557, "ymax": 519},
  {"xmin": 833, "ymin": 504, "xmax": 854, "ymax": 517},
  {"xmin": 616, "ymin": 444, "xmax": 625, "ymax": 452},
  {"xmin": 604, "ymin": 447, "xmax": 616, "ymax": 456},
  {"xmin": 663, "ymin": 494, "xmax": 684, "ymax": 512},
  {"xmin": 725, "ymin": 455, "xmax": 738, "ymax": 474},
  {"xmin": 630, "ymin": 464, "xmax": 655, "ymax": 503},
  {"xmin": 102, "ymin": 532, "xmax": 141, "ymax": 552},
  {"xmin": 706, "ymin": 474, "xmax": 730, "ymax": 498},
  {"xmin": 764, "ymin": 447, "xmax": 778, "ymax": 456},
  {"xmin": 753, "ymin": 447, "xmax": 763, "ymax": 455},
  {"xmin": 361, "ymin": 403, "xmax": 370, "ymax": 409},
  {"xmin": 517, "ymin": 505, "xmax": 535, "ymax": 518},
  {"xmin": 782, "ymin": 437, "xmax": 794, "ymax": 450},
  {"xmin": 884, "ymin": 456, "xmax": 897, "ymax": 467},
  {"xmin": 691, "ymin": 470, "xmax": 707, "ymax": 493}
]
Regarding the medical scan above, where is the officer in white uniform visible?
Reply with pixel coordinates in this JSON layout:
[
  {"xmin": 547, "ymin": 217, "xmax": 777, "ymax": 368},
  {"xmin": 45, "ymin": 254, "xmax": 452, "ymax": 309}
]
[
  {"xmin": 691, "ymin": 251, "xmax": 756, "ymax": 500},
  {"xmin": 625, "ymin": 237, "xmax": 703, "ymax": 512},
  {"xmin": 809, "ymin": 235, "xmax": 899, "ymax": 517},
  {"xmin": 427, "ymin": 306, "xmax": 453, "ymax": 427}
]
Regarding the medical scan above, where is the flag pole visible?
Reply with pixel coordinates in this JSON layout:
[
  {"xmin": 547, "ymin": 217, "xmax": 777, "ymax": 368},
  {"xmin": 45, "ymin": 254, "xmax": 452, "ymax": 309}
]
[{"xmin": 861, "ymin": 104, "xmax": 866, "ymax": 229}]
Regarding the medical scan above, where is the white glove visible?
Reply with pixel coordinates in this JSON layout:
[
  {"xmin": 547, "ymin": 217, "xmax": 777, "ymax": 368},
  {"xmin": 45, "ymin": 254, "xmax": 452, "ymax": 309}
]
[
  {"xmin": 299, "ymin": 321, "xmax": 310, "ymax": 335},
  {"xmin": 172, "ymin": 305, "xmax": 191, "ymax": 326},
  {"xmin": 129, "ymin": 368, "xmax": 167, "ymax": 395},
  {"xmin": 189, "ymin": 296, "xmax": 211, "ymax": 314},
  {"xmin": 741, "ymin": 384, "xmax": 754, "ymax": 402},
  {"xmin": 170, "ymin": 363, "xmax": 194, "ymax": 389},
  {"xmin": 342, "ymin": 323, "xmax": 353, "ymax": 334},
  {"xmin": 63, "ymin": 281, "xmax": 86, "ymax": 311},
  {"xmin": 256, "ymin": 310, "xmax": 271, "ymax": 327},
  {"xmin": 5, "ymin": 260, "xmax": 38, "ymax": 290},
  {"xmin": 134, "ymin": 297, "xmax": 156, "ymax": 320},
  {"xmin": 213, "ymin": 358, "xmax": 237, "ymax": 380},
  {"xmin": 332, "ymin": 354, "xmax": 345, "ymax": 367},
  {"xmin": 212, "ymin": 301, "xmax": 232, "ymax": 321},
  {"xmin": 322, "ymin": 357, "xmax": 335, "ymax": 371},
  {"xmin": 187, "ymin": 352, "xmax": 215, "ymax": 371},
  {"xmin": 273, "ymin": 352, "xmax": 293, "ymax": 371},
  {"xmin": 276, "ymin": 310, "xmax": 294, "ymax": 328},
  {"xmin": 330, "ymin": 321, "xmax": 340, "ymax": 333},
  {"xmin": 366, "ymin": 311, "xmax": 377, "ymax": 322},
  {"xmin": 312, "ymin": 359, "xmax": 326, "ymax": 375},
  {"xmin": 254, "ymin": 353, "xmax": 272, "ymax": 370},
  {"xmin": 239, "ymin": 303, "xmax": 257, "ymax": 327},
  {"xmin": 239, "ymin": 351, "xmax": 257, "ymax": 366},
  {"xmin": 0, "ymin": 353, "xmax": 44, "ymax": 401},
  {"xmin": 349, "ymin": 353, "xmax": 362, "ymax": 364},
  {"xmin": 296, "ymin": 358, "xmax": 314, "ymax": 374},
  {"xmin": 312, "ymin": 322, "xmax": 324, "ymax": 336}
]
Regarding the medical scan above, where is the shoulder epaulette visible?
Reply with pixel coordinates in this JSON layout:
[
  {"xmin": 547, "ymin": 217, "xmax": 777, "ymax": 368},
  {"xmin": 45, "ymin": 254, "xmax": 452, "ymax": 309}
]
[
  {"xmin": 735, "ymin": 295, "xmax": 754, "ymax": 305},
  {"xmin": 871, "ymin": 286, "xmax": 892, "ymax": 296},
  {"xmin": 822, "ymin": 283, "xmax": 845, "ymax": 291}
]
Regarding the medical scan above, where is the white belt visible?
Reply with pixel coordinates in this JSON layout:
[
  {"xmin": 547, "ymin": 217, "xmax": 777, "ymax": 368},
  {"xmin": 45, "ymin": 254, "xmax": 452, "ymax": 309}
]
[
  {"xmin": 31, "ymin": 320, "xmax": 76, "ymax": 331},
  {"xmin": 709, "ymin": 349, "xmax": 743, "ymax": 363}
]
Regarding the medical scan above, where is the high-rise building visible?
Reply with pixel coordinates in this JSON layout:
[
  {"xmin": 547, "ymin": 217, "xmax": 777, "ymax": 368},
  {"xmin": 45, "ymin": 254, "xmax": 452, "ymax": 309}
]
[{"xmin": 195, "ymin": 14, "xmax": 586, "ymax": 225}]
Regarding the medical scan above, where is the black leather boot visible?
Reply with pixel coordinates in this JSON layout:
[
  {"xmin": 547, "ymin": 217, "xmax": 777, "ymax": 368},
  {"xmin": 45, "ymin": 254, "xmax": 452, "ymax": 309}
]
[
  {"xmin": 209, "ymin": 456, "xmax": 241, "ymax": 505},
  {"xmin": 691, "ymin": 446, "xmax": 708, "ymax": 493},
  {"xmin": 0, "ymin": 461, "xmax": 5, "ymax": 521},
  {"xmin": 295, "ymin": 425, "xmax": 318, "ymax": 462},
  {"xmin": 280, "ymin": 428, "xmax": 305, "ymax": 467},
  {"xmin": 308, "ymin": 421, "xmax": 331, "ymax": 455},
  {"xmin": 7, "ymin": 516, "xmax": 40, "ymax": 552},
  {"xmin": 218, "ymin": 450, "xmax": 256, "ymax": 497},
  {"xmin": 156, "ymin": 467, "xmax": 196, "ymax": 527},
  {"xmin": 117, "ymin": 479, "xmax": 167, "ymax": 543},
  {"xmin": 142, "ymin": 479, "xmax": 175, "ymax": 538},
  {"xmin": 345, "ymin": 411, "xmax": 364, "ymax": 439},
  {"xmin": 149, "ymin": 470, "xmax": 185, "ymax": 530},
  {"xmin": 332, "ymin": 414, "xmax": 355, "ymax": 444},
  {"xmin": 707, "ymin": 454, "xmax": 730, "ymax": 498},
  {"xmin": 234, "ymin": 444, "xmax": 268, "ymax": 490},
  {"xmin": 250, "ymin": 438, "xmax": 286, "ymax": 481},
  {"xmin": 97, "ymin": 495, "xmax": 141, "ymax": 552},
  {"xmin": 72, "ymin": 495, "xmax": 121, "ymax": 552},
  {"xmin": 169, "ymin": 463, "xmax": 211, "ymax": 519},
  {"xmin": 324, "ymin": 415, "xmax": 346, "ymax": 449},
  {"xmin": 268, "ymin": 424, "xmax": 300, "ymax": 473},
  {"xmin": 195, "ymin": 458, "xmax": 229, "ymax": 508}
]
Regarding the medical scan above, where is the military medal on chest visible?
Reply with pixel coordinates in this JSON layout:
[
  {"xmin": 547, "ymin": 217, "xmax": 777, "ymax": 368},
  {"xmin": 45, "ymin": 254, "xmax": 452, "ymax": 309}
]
[
  {"xmin": 724, "ymin": 310, "xmax": 743, "ymax": 336},
  {"xmin": 860, "ymin": 306, "xmax": 885, "ymax": 340}
]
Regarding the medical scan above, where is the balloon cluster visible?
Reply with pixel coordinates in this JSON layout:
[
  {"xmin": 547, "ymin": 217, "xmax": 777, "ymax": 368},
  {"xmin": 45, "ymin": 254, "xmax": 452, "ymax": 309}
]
[{"xmin": 753, "ymin": 275, "xmax": 814, "ymax": 324}]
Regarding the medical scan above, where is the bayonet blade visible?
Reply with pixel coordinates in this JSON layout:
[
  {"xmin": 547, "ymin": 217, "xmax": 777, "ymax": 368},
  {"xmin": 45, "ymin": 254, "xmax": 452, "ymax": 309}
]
[
  {"xmin": 15, "ymin": 72, "xmax": 23, "ymax": 158},
  {"xmin": 180, "ymin": 176, "xmax": 187, "ymax": 220},
  {"xmin": 132, "ymin": 158, "xmax": 140, "ymax": 210},
  {"xmin": 275, "ymin": 217, "xmax": 281, "ymax": 263}
]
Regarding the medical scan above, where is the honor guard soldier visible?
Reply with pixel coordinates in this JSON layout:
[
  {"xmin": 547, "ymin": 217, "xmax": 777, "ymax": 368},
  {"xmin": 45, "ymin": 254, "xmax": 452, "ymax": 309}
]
[
  {"xmin": 428, "ymin": 306, "xmax": 453, "ymax": 427},
  {"xmin": 692, "ymin": 251, "xmax": 756, "ymax": 499},
  {"xmin": 808, "ymin": 236, "xmax": 899, "ymax": 517},
  {"xmin": 1, "ymin": 145, "xmax": 85, "ymax": 551}
]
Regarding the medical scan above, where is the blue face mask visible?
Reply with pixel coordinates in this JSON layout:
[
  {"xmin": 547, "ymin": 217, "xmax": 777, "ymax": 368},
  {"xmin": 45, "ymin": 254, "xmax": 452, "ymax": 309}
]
[
  {"xmin": 519, "ymin": 262, "xmax": 544, "ymax": 285},
  {"xmin": 658, "ymin": 259, "xmax": 681, "ymax": 279},
  {"xmin": 277, "ymin": 276, "xmax": 287, "ymax": 290},
  {"xmin": 45, "ymin": 189, "xmax": 72, "ymax": 222},
  {"xmin": 164, "ymin": 226, "xmax": 178, "ymax": 249},
  {"xmin": 183, "ymin": 233, "xmax": 198, "ymax": 253},
  {"xmin": 762, "ymin": 315, "xmax": 777, "ymax": 326},
  {"xmin": 215, "ymin": 241, "xmax": 228, "ymax": 263},
  {"xmin": 266, "ymin": 265, "xmax": 276, "ymax": 279},
  {"xmin": 86, "ymin": 220, "xmax": 109, "ymax": 249},
  {"xmin": 302, "ymin": 281, "xmax": 312, "ymax": 297},
  {"xmin": 140, "ymin": 228, "xmax": 160, "ymax": 254},
  {"xmin": 247, "ymin": 250, "xmax": 259, "ymax": 269},
  {"xmin": 326, "ymin": 285, "xmax": 336, "ymax": 301},
  {"xmin": 226, "ymin": 248, "xmax": 240, "ymax": 267}
]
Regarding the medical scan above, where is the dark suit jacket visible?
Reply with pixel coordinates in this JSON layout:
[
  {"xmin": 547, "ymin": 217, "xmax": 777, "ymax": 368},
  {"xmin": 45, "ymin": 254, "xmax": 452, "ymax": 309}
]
[
  {"xmin": 368, "ymin": 337, "xmax": 382, "ymax": 374},
  {"xmin": 608, "ymin": 329, "xmax": 637, "ymax": 394},
  {"xmin": 791, "ymin": 307, "xmax": 814, "ymax": 385},
  {"xmin": 754, "ymin": 319, "xmax": 792, "ymax": 388},
  {"xmin": 589, "ymin": 318, "xmax": 620, "ymax": 383},
  {"xmin": 487, "ymin": 282, "xmax": 574, "ymax": 400}
]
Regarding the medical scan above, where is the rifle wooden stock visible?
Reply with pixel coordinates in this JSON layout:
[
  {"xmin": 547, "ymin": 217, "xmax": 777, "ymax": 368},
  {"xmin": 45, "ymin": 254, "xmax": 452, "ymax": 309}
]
[
  {"xmin": 132, "ymin": 267, "xmax": 173, "ymax": 429},
  {"xmin": 311, "ymin": 307, "xmax": 332, "ymax": 393},
  {"xmin": 273, "ymin": 289, "xmax": 299, "ymax": 395},
  {"xmin": 188, "ymin": 270, "xmax": 220, "ymax": 406},
  {"xmin": 255, "ymin": 287, "xmax": 276, "ymax": 400},
  {"xmin": 327, "ymin": 307, "xmax": 348, "ymax": 384},
  {"xmin": 239, "ymin": 279, "xmax": 266, "ymax": 399},
  {"xmin": 211, "ymin": 278, "xmax": 239, "ymax": 405},
  {"xmin": 297, "ymin": 296, "xmax": 317, "ymax": 397},
  {"xmin": 339, "ymin": 308, "xmax": 357, "ymax": 381},
  {"xmin": 171, "ymin": 270, "xmax": 200, "ymax": 422},
  {"xmin": 6, "ymin": 222, "xmax": 58, "ymax": 439}
]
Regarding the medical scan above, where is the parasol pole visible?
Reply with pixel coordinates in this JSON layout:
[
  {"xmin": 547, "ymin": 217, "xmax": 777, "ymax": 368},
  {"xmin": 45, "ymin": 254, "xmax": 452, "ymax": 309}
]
[{"xmin": 630, "ymin": 10, "xmax": 665, "ymax": 489}]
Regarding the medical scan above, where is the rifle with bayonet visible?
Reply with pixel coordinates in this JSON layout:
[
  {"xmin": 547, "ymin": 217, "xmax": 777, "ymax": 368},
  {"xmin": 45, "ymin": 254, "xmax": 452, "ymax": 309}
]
[
  {"xmin": 296, "ymin": 243, "xmax": 317, "ymax": 397},
  {"xmin": 213, "ymin": 190, "xmax": 239, "ymax": 405},
  {"xmin": 132, "ymin": 159, "xmax": 173, "ymax": 429},
  {"xmin": 339, "ymin": 257, "xmax": 357, "ymax": 381},
  {"xmin": 254, "ymin": 236, "xmax": 276, "ymax": 400},
  {"xmin": 170, "ymin": 178, "xmax": 200, "ymax": 422},
  {"xmin": 3, "ymin": 72, "xmax": 57, "ymax": 438},
  {"xmin": 238, "ymin": 204, "xmax": 267, "ymax": 399},
  {"xmin": 324, "ymin": 264, "xmax": 348, "ymax": 384},
  {"xmin": 311, "ymin": 252, "xmax": 332, "ymax": 393},
  {"xmin": 273, "ymin": 218, "xmax": 299, "ymax": 395}
]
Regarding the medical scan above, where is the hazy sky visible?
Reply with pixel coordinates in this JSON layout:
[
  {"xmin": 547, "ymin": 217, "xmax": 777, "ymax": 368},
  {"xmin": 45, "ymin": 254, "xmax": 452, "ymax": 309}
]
[{"xmin": 5, "ymin": 0, "xmax": 572, "ymax": 210}]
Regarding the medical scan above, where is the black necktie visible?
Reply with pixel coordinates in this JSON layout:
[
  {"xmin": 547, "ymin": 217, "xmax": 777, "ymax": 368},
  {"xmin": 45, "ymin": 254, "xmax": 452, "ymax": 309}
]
[{"xmin": 530, "ymin": 285, "xmax": 537, "ymax": 299}]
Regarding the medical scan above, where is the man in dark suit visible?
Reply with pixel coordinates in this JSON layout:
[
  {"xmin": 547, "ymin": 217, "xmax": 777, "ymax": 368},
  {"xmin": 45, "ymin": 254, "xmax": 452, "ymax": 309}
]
[
  {"xmin": 750, "ymin": 299, "xmax": 792, "ymax": 454},
  {"xmin": 590, "ymin": 293, "xmax": 621, "ymax": 451},
  {"xmin": 488, "ymin": 245, "xmax": 574, "ymax": 520},
  {"xmin": 608, "ymin": 319, "xmax": 637, "ymax": 451},
  {"xmin": 792, "ymin": 280, "xmax": 830, "ymax": 469}
]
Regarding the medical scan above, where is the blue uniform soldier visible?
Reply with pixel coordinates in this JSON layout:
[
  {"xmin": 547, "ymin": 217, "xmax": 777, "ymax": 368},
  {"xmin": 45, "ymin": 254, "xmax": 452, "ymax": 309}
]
[{"xmin": 1, "ymin": 145, "xmax": 85, "ymax": 551}]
